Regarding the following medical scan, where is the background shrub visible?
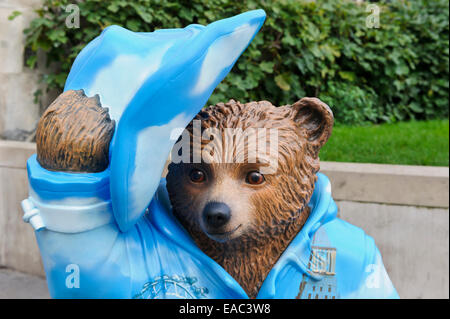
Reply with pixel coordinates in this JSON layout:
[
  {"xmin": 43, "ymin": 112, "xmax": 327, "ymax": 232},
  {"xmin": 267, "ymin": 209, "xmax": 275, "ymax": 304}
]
[{"xmin": 17, "ymin": 0, "xmax": 449, "ymax": 125}]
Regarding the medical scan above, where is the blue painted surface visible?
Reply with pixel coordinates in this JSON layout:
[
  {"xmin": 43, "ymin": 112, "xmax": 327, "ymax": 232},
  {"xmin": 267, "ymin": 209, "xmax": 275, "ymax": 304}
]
[{"xmin": 27, "ymin": 154, "xmax": 110, "ymax": 201}]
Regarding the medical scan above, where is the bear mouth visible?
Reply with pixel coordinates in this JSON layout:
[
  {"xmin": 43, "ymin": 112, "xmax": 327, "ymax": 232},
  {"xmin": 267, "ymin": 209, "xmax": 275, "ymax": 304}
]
[{"xmin": 206, "ymin": 224, "xmax": 242, "ymax": 241}]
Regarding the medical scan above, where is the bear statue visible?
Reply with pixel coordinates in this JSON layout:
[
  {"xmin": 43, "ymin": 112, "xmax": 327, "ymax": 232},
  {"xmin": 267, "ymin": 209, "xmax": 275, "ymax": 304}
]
[
  {"xmin": 25, "ymin": 89, "xmax": 398, "ymax": 299},
  {"xmin": 21, "ymin": 10, "xmax": 398, "ymax": 299}
]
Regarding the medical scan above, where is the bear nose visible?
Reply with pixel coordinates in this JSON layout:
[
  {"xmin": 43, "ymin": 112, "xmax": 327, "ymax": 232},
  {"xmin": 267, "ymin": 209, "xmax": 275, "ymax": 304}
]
[{"xmin": 202, "ymin": 202, "xmax": 231, "ymax": 229}]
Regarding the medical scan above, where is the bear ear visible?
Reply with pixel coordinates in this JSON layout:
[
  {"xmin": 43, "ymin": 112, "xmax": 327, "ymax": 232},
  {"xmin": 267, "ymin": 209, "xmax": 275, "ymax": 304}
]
[{"xmin": 290, "ymin": 97, "xmax": 334, "ymax": 149}]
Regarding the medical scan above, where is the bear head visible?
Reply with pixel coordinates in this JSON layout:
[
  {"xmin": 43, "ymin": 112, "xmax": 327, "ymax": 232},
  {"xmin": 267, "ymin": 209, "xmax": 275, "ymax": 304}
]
[{"xmin": 166, "ymin": 97, "xmax": 333, "ymax": 249}]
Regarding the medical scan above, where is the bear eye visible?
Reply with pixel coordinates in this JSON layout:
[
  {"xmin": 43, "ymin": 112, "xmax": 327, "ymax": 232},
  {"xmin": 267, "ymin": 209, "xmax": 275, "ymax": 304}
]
[
  {"xmin": 246, "ymin": 171, "xmax": 265, "ymax": 185},
  {"xmin": 190, "ymin": 169, "xmax": 206, "ymax": 183}
]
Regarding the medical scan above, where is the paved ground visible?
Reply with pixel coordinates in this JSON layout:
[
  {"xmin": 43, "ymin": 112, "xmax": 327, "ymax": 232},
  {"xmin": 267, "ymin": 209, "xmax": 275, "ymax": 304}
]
[{"xmin": 0, "ymin": 267, "xmax": 49, "ymax": 299}]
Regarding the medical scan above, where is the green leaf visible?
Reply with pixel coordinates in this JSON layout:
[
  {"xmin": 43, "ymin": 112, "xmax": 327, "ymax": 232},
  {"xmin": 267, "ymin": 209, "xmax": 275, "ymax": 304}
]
[
  {"xmin": 8, "ymin": 10, "xmax": 22, "ymax": 20},
  {"xmin": 107, "ymin": 3, "xmax": 120, "ymax": 13},
  {"xmin": 395, "ymin": 63, "xmax": 409, "ymax": 76},
  {"xmin": 338, "ymin": 71, "xmax": 356, "ymax": 82},
  {"xmin": 259, "ymin": 61, "xmax": 275, "ymax": 74},
  {"xmin": 409, "ymin": 103, "xmax": 424, "ymax": 113},
  {"xmin": 275, "ymin": 74, "xmax": 291, "ymax": 91},
  {"xmin": 126, "ymin": 20, "xmax": 141, "ymax": 31},
  {"xmin": 26, "ymin": 55, "xmax": 37, "ymax": 69}
]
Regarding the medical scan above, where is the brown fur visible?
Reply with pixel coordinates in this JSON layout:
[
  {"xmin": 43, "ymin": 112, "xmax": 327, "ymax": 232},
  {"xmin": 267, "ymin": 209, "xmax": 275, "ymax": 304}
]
[
  {"xmin": 36, "ymin": 90, "xmax": 115, "ymax": 172},
  {"xmin": 167, "ymin": 98, "xmax": 333, "ymax": 298}
]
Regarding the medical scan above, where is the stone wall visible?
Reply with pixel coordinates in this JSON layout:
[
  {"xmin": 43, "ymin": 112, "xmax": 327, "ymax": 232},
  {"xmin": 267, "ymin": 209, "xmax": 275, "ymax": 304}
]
[
  {"xmin": 0, "ymin": 140, "xmax": 42, "ymax": 275},
  {"xmin": 321, "ymin": 162, "xmax": 449, "ymax": 298},
  {"xmin": 0, "ymin": 0, "xmax": 54, "ymax": 141},
  {"xmin": 337, "ymin": 201, "xmax": 448, "ymax": 299}
]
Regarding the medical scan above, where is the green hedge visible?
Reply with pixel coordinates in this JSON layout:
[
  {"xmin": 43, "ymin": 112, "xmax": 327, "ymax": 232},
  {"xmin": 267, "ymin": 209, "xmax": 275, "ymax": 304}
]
[{"xmin": 15, "ymin": 0, "xmax": 449, "ymax": 125}]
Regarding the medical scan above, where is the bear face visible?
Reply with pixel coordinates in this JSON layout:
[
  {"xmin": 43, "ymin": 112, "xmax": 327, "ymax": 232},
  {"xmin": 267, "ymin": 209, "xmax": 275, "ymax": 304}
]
[{"xmin": 166, "ymin": 97, "xmax": 333, "ymax": 297}]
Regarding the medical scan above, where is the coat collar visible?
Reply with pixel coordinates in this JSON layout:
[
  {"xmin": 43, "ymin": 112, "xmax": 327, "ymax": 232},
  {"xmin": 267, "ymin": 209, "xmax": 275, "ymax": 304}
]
[{"xmin": 257, "ymin": 173, "xmax": 337, "ymax": 298}]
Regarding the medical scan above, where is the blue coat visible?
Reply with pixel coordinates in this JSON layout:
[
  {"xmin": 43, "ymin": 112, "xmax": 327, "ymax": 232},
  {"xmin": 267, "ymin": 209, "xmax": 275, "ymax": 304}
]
[{"xmin": 22, "ymin": 155, "xmax": 399, "ymax": 299}]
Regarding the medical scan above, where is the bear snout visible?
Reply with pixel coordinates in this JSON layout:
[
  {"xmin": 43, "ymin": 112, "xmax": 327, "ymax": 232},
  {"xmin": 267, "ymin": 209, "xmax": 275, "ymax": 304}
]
[{"xmin": 202, "ymin": 202, "xmax": 231, "ymax": 230}]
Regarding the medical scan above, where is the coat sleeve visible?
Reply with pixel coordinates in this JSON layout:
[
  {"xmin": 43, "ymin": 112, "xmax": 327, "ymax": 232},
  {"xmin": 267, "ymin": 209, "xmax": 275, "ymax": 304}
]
[{"xmin": 22, "ymin": 155, "xmax": 136, "ymax": 298}]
